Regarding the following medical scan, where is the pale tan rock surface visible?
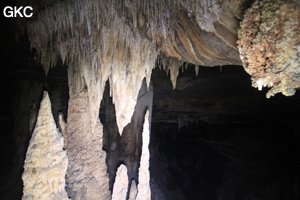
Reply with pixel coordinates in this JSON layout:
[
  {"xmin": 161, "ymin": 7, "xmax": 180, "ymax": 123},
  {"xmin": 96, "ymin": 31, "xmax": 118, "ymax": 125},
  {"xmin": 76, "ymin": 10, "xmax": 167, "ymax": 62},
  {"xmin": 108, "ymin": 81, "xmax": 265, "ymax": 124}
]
[
  {"xmin": 136, "ymin": 110, "xmax": 151, "ymax": 200},
  {"xmin": 112, "ymin": 164, "xmax": 128, "ymax": 200},
  {"xmin": 22, "ymin": 91, "xmax": 69, "ymax": 200},
  {"xmin": 65, "ymin": 89, "xmax": 111, "ymax": 200},
  {"xmin": 128, "ymin": 180, "xmax": 138, "ymax": 200}
]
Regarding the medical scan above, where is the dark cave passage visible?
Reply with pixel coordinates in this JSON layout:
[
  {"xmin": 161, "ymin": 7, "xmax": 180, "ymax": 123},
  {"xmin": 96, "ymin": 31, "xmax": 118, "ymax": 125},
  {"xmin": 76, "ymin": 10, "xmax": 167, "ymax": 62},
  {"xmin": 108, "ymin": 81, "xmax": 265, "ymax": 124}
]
[
  {"xmin": 149, "ymin": 66, "xmax": 300, "ymax": 200},
  {"xmin": 150, "ymin": 121, "xmax": 300, "ymax": 200},
  {"xmin": 150, "ymin": 122, "xmax": 226, "ymax": 200}
]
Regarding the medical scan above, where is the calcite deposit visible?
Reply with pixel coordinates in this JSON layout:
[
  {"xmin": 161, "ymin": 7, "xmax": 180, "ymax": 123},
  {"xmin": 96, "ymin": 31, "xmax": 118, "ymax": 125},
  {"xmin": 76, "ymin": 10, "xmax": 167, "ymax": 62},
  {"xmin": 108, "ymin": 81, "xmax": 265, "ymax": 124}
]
[
  {"xmin": 136, "ymin": 111, "xmax": 151, "ymax": 200},
  {"xmin": 238, "ymin": 0, "xmax": 300, "ymax": 98},
  {"xmin": 22, "ymin": 92, "xmax": 69, "ymax": 200},
  {"xmin": 112, "ymin": 164, "xmax": 128, "ymax": 200},
  {"xmin": 16, "ymin": 0, "xmax": 245, "ymax": 137},
  {"xmin": 128, "ymin": 180, "xmax": 138, "ymax": 200}
]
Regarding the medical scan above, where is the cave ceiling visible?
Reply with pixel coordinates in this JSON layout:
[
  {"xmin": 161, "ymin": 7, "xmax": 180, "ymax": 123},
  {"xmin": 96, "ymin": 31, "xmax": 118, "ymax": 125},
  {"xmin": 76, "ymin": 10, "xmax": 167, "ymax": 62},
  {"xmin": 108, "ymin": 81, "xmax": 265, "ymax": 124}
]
[
  {"xmin": 0, "ymin": 0, "xmax": 298, "ymax": 125},
  {"xmin": 1, "ymin": 0, "xmax": 299, "ymax": 128},
  {"xmin": 9, "ymin": 0, "xmax": 298, "ymax": 99}
]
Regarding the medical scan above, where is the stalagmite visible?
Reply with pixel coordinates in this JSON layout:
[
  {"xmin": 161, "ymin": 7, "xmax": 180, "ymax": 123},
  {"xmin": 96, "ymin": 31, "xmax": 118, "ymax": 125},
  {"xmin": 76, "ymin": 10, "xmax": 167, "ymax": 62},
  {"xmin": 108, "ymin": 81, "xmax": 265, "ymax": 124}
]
[
  {"xmin": 112, "ymin": 164, "xmax": 128, "ymax": 200},
  {"xmin": 128, "ymin": 180, "xmax": 138, "ymax": 200},
  {"xmin": 136, "ymin": 110, "xmax": 151, "ymax": 200},
  {"xmin": 65, "ymin": 88, "xmax": 111, "ymax": 200},
  {"xmin": 22, "ymin": 92, "xmax": 69, "ymax": 200},
  {"xmin": 58, "ymin": 113, "xmax": 67, "ymax": 149}
]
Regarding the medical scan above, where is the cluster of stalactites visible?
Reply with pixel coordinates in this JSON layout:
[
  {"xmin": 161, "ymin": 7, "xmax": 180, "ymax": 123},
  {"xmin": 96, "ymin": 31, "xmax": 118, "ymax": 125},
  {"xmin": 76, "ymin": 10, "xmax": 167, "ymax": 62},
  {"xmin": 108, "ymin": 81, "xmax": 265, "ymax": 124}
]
[
  {"xmin": 19, "ymin": 0, "xmax": 242, "ymax": 77},
  {"xmin": 21, "ymin": 0, "xmax": 160, "ymax": 133},
  {"xmin": 238, "ymin": 0, "xmax": 300, "ymax": 98},
  {"xmin": 18, "ymin": 0, "xmax": 244, "ymax": 132}
]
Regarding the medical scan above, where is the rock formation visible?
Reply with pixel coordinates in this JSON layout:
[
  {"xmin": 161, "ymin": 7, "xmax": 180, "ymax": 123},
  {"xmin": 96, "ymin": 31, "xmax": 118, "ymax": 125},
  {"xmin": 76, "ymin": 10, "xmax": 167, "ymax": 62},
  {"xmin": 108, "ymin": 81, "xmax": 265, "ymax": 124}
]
[
  {"xmin": 65, "ymin": 89, "xmax": 111, "ymax": 200},
  {"xmin": 136, "ymin": 110, "xmax": 151, "ymax": 200},
  {"xmin": 22, "ymin": 92, "xmax": 69, "ymax": 200},
  {"xmin": 7, "ymin": 0, "xmax": 298, "ymax": 199},
  {"xmin": 238, "ymin": 0, "xmax": 300, "ymax": 97},
  {"xmin": 101, "ymin": 78, "xmax": 153, "ymax": 199},
  {"xmin": 112, "ymin": 164, "xmax": 128, "ymax": 200},
  {"xmin": 128, "ymin": 180, "xmax": 138, "ymax": 200}
]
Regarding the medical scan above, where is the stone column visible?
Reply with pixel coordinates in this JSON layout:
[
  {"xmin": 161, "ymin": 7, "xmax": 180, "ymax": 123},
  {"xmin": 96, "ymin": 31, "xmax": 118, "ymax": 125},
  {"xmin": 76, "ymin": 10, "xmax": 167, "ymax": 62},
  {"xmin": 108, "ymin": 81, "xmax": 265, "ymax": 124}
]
[{"xmin": 63, "ymin": 60, "xmax": 111, "ymax": 200}]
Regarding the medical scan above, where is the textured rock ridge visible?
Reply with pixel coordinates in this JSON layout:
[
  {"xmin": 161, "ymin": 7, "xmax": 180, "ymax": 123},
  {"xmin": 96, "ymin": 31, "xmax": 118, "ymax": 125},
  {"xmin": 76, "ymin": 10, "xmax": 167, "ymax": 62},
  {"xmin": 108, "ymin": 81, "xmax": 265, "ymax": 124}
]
[
  {"xmin": 22, "ymin": 91, "xmax": 69, "ymax": 200},
  {"xmin": 238, "ymin": 0, "xmax": 300, "ymax": 97}
]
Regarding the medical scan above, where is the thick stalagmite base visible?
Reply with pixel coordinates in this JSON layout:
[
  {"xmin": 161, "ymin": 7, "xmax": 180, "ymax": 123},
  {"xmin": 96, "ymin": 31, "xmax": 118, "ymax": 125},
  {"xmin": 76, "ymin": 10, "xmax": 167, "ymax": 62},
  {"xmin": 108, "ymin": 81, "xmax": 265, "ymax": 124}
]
[
  {"xmin": 22, "ymin": 92, "xmax": 69, "ymax": 200},
  {"xmin": 66, "ymin": 89, "xmax": 111, "ymax": 200}
]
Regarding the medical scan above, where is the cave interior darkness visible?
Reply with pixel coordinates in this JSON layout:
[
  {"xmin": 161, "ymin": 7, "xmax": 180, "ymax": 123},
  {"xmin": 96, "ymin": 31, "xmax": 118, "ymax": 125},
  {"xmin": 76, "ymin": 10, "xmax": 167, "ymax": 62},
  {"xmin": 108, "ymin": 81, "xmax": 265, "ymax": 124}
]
[{"xmin": 0, "ymin": 3, "xmax": 300, "ymax": 200}]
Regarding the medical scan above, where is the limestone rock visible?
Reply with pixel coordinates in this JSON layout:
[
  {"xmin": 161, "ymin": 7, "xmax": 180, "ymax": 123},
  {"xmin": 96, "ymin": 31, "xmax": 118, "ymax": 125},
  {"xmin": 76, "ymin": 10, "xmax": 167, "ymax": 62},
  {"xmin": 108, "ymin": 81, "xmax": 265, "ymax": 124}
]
[
  {"xmin": 58, "ymin": 112, "xmax": 67, "ymax": 149},
  {"xmin": 18, "ymin": 0, "xmax": 246, "ymax": 135},
  {"xmin": 238, "ymin": 0, "xmax": 300, "ymax": 98},
  {"xmin": 128, "ymin": 180, "xmax": 138, "ymax": 200},
  {"xmin": 136, "ymin": 110, "xmax": 151, "ymax": 200},
  {"xmin": 112, "ymin": 164, "xmax": 128, "ymax": 200},
  {"xmin": 65, "ymin": 90, "xmax": 111, "ymax": 200},
  {"xmin": 22, "ymin": 91, "xmax": 69, "ymax": 200}
]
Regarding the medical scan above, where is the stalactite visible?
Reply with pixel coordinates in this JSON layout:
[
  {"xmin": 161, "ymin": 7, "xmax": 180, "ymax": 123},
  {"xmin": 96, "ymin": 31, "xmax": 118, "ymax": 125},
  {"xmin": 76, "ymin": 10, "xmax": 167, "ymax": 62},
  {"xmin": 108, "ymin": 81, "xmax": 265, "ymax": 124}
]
[
  {"xmin": 195, "ymin": 65, "xmax": 200, "ymax": 76},
  {"xmin": 136, "ymin": 110, "xmax": 151, "ymax": 200},
  {"xmin": 159, "ymin": 57, "xmax": 183, "ymax": 89},
  {"xmin": 23, "ymin": 0, "xmax": 158, "ymax": 134},
  {"xmin": 112, "ymin": 164, "xmax": 128, "ymax": 200},
  {"xmin": 22, "ymin": 92, "xmax": 69, "ymax": 200}
]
